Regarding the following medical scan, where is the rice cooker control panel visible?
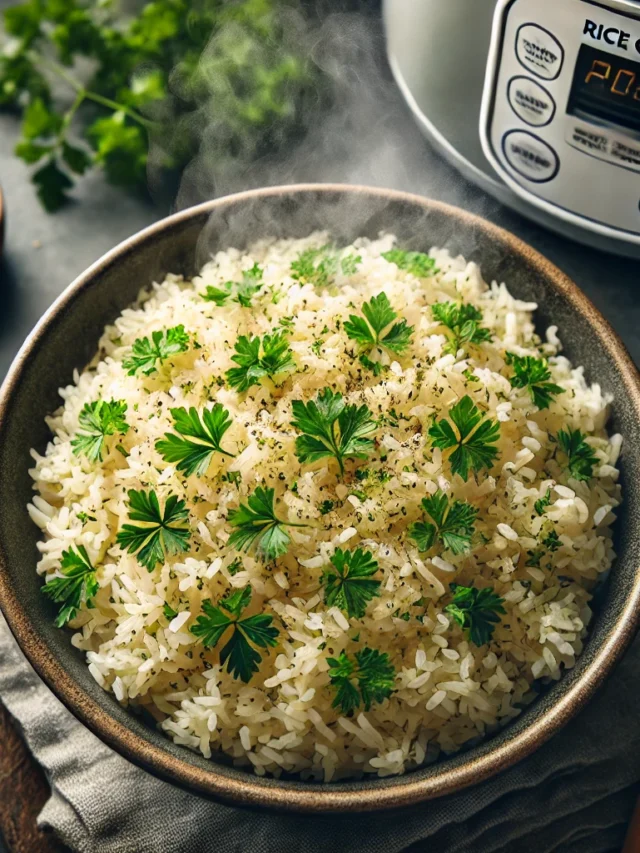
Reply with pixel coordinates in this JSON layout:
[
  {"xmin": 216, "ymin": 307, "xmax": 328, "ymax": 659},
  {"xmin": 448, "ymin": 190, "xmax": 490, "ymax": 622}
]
[{"xmin": 481, "ymin": 0, "xmax": 640, "ymax": 243}]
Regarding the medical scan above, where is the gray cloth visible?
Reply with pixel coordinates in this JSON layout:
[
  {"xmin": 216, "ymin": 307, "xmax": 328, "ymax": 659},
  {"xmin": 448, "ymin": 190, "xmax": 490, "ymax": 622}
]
[{"xmin": 0, "ymin": 615, "xmax": 637, "ymax": 853}]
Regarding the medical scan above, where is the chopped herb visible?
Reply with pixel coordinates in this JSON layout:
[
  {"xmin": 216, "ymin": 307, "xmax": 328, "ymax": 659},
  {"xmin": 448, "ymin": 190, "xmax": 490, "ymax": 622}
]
[
  {"xmin": 444, "ymin": 583, "xmax": 505, "ymax": 647},
  {"xmin": 534, "ymin": 488, "xmax": 552, "ymax": 516},
  {"xmin": 311, "ymin": 339, "xmax": 324, "ymax": 356},
  {"xmin": 506, "ymin": 352, "xmax": 564, "ymax": 410},
  {"xmin": 319, "ymin": 499, "xmax": 335, "ymax": 514},
  {"xmin": 321, "ymin": 548, "xmax": 381, "ymax": 618},
  {"xmin": 350, "ymin": 490, "xmax": 367, "ymax": 502},
  {"xmin": 431, "ymin": 302, "xmax": 492, "ymax": 356},
  {"xmin": 227, "ymin": 486, "xmax": 308, "ymax": 561},
  {"xmin": 291, "ymin": 387, "xmax": 377, "ymax": 476},
  {"xmin": 556, "ymin": 428, "xmax": 599, "ymax": 481},
  {"xmin": 116, "ymin": 489, "xmax": 190, "ymax": 571},
  {"xmin": 381, "ymin": 248, "xmax": 436, "ymax": 277},
  {"xmin": 122, "ymin": 326, "xmax": 190, "ymax": 376},
  {"xmin": 409, "ymin": 490, "xmax": 477, "ymax": 555},
  {"xmin": 327, "ymin": 648, "xmax": 395, "ymax": 715},
  {"xmin": 428, "ymin": 395, "xmax": 500, "ymax": 480},
  {"xmin": 115, "ymin": 444, "xmax": 129, "ymax": 458},
  {"xmin": 42, "ymin": 545, "xmax": 98, "ymax": 627},
  {"xmin": 155, "ymin": 404, "xmax": 235, "ymax": 477},
  {"xmin": 226, "ymin": 332, "xmax": 296, "ymax": 392},
  {"xmin": 542, "ymin": 529, "xmax": 561, "ymax": 552},
  {"xmin": 77, "ymin": 512, "xmax": 89, "ymax": 524},
  {"xmin": 344, "ymin": 293, "xmax": 414, "ymax": 367},
  {"xmin": 222, "ymin": 471, "xmax": 242, "ymax": 486},
  {"xmin": 163, "ymin": 603, "xmax": 178, "ymax": 621},
  {"xmin": 191, "ymin": 586, "xmax": 278, "ymax": 683},
  {"xmin": 71, "ymin": 399, "xmax": 129, "ymax": 462},
  {"xmin": 202, "ymin": 263, "xmax": 263, "ymax": 307}
]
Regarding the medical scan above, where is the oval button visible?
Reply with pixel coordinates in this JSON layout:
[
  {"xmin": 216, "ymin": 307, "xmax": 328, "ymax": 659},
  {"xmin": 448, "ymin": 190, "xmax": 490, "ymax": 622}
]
[
  {"xmin": 516, "ymin": 23, "xmax": 564, "ymax": 80},
  {"xmin": 502, "ymin": 130, "xmax": 560, "ymax": 183},
  {"xmin": 507, "ymin": 76, "xmax": 556, "ymax": 127}
]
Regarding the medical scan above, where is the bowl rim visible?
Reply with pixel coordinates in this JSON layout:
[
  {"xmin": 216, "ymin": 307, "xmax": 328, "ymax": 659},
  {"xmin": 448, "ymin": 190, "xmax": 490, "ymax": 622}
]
[{"xmin": 1, "ymin": 182, "xmax": 640, "ymax": 812}]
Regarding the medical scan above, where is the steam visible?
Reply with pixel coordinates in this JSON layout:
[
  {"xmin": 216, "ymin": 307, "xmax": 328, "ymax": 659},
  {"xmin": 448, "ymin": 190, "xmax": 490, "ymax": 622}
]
[{"xmin": 155, "ymin": 8, "xmax": 432, "ymax": 210}]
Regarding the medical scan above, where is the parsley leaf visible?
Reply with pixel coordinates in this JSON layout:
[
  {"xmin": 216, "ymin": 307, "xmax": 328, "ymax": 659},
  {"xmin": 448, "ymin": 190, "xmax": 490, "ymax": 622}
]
[
  {"xmin": 116, "ymin": 489, "xmax": 191, "ymax": 571},
  {"xmin": 42, "ymin": 545, "xmax": 98, "ymax": 627},
  {"xmin": 327, "ymin": 648, "xmax": 395, "ymax": 715},
  {"xmin": 506, "ymin": 352, "xmax": 564, "ymax": 410},
  {"xmin": 291, "ymin": 387, "xmax": 377, "ymax": 475},
  {"xmin": 227, "ymin": 486, "xmax": 308, "ymax": 561},
  {"xmin": 556, "ymin": 428, "xmax": 599, "ymax": 481},
  {"xmin": 155, "ymin": 404, "xmax": 235, "ymax": 477},
  {"xmin": 290, "ymin": 246, "xmax": 337, "ymax": 288},
  {"xmin": 409, "ymin": 490, "xmax": 477, "ymax": 555},
  {"xmin": 341, "ymin": 254, "xmax": 361, "ymax": 275},
  {"xmin": 431, "ymin": 302, "xmax": 492, "ymax": 356},
  {"xmin": 71, "ymin": 399, "xmax": 129, "ymax": 462},
  {"xmin": 202, "ymin": 263, "xmax": 264, "ymax": 308},
  {"xmin": 534, "ymin": 487, "xmax": 552, "ymax": 516},
  {"xmin": 428, "ymin": 395, "xmax": 500, "ymax": 480},
  {"xmin": 381, "ymin": 248, "xmax": 436, "ymax": 277},
  {"xmin": 344, "ymin": 292, "xmax": 414, "ymax": 365},
  {"xmin": 226, "ymin": 332, "xmax": 296, "ymax": 392},
  {"xmin": 191, "ymin": 586, "xmax": 278, "ymax": 683},
  {"xmin": 122, "ymin": 326, "xmax": 190, "ymax": 376},
  {"xmin": 444, "ymin": 584, "xmax": 505, "ymax": 647},
  {"xmin": 321, "ymin": 548, "xmax": 381, "ymax": 618}
]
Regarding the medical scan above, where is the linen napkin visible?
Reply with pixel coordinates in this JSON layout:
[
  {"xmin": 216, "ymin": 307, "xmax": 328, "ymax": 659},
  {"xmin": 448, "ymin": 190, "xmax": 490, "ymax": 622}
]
[{"xmin": 0, "ymin": 614, "xmax": 637, "ymax": 853}]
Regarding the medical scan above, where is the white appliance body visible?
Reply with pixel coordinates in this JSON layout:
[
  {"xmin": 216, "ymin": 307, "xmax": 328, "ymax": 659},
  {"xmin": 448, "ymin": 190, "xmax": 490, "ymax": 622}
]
[{"xmin": 384, "ymin": 0, "xmax": 640, "ymax": 257}]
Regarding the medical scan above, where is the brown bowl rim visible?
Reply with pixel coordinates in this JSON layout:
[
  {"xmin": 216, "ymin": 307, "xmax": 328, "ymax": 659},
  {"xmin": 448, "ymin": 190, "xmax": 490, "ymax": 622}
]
[{"xmin": 1, "ymin": 183, "xmax": 640, "ymax": 812}]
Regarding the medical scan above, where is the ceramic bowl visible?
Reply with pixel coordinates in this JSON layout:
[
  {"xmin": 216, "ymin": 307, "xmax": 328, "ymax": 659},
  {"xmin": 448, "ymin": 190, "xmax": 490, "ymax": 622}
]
[{"xmin": 1, "ymin": 184, "xmax": 639, "ymax": 812}]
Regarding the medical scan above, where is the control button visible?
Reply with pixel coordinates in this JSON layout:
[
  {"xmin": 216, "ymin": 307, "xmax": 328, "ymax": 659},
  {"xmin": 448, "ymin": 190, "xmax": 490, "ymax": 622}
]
[
  {"xmin": 502, "ymin": 130, "xmax": 560, "ymax": 182},
  {"xmin": 507, "ymin": 76, "xmax": 556, "ymax": 127},
  {"xmin": 516, "ymin": 24, "xmax": 564, "ymax": 80}
]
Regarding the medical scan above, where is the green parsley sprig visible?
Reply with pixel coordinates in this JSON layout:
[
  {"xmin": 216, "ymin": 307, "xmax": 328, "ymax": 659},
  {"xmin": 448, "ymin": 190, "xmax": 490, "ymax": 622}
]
[
  {"xmin": 71, "ymin": 399, "xmax": 129, "ymax": 462},
  {"xmin": 191, "ymin": 586, "xmax": 278, "ymax": 683},
  {"xmin": 431, "ymin": 302, "xmax": 492, "ymax": 356},
  {"xmin": 116, "ymin": 489, "xmax": 191, "ymax": 570},
  {"xmin": 409, "ymin": 490, "xmax": 478, "ymax": 556},
  {"xmin": 327, "ymin": 648, "xmax": 395, "ymax": 715},
  {"xmin": 227, "ymin": 486, "xmax": 309, "ymax": 561},
  {"xmin": 506, "ymin": 352, "xmax": 564, "ymax": 410},
  {"xmin": 226, "ymin": 332, "xmax": 296, "ymax": 392},
  {"xmin": 444, "ymin": 583, "xmax": 505, "ymax": 647},
  {"xmin": 321, "ymin": 548, "xmax": 381, "ymax": 619},
  {"xmin": 202, "ymin": 263, "xmax": 264, "ymax": 307},
  {"xmin": 41, "ymin": 545, "xmax": 98, "ymax": 627},
  {"xmin": 122, "ymin": 326, "xmax": 190, "ymax": 376},
  {"xmin": 428, "ymin": 395, "xmax": 500, "ymax": 480},
  {"xmin": 534, "ymin": 487, "xmax": 552, "ymax": 516},
  {"xmin": 381, "ymin": 248, "xmax": 436, "ymax": 277},
  {"xmin": 344, "ymin": 292, "xmax": 414, "ymax": 373},
  {"xmin": 156, "ymin": 405, "xmax": 235, "ymax": 477},
  {"xmin": 555, "ymin": 428, "xmax": 599, "ymax": 481},
  {"xmin": 291, "ymin": 387, "xmax": 377, "ymax": 476}
]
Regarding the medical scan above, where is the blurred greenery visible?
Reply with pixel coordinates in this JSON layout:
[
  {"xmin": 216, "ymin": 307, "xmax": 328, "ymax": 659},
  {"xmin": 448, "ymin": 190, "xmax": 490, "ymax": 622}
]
[{"xmin": 0, "ymin": 0, "xmax": 322, "ymax": 210}]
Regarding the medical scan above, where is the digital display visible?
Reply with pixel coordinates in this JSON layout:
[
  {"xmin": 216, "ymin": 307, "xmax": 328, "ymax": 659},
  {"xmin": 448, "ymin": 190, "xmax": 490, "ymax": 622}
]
[{"xmin": 567, "ymin": 43, "xmax": 640, "ymax": 135}]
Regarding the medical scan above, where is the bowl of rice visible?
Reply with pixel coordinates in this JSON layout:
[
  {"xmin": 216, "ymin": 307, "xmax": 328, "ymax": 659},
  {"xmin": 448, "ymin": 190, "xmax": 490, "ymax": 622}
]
[{"xmin": 1, "ymin": 184, "xmax": 639, "ymax": 812}]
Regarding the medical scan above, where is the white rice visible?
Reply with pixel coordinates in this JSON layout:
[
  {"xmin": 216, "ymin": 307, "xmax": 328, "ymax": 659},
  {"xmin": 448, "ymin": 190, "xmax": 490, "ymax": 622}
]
[{"xmin": 28, "ymin": 232, "xmax": 621, "ymax": 781}]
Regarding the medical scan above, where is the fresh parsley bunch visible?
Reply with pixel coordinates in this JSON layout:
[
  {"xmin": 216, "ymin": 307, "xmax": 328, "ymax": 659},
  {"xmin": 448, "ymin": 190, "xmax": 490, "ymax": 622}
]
[
  {"xmin": 431, "ymin": 301, "xmax": 492, "ymax": 356},
  {"xmin": 226, "ymin": 332, "xmax": 296, "ymax": 392},
  {"xmin": 506, "ymin": 352, "xmax": 564, "ymax": 410},
  {"xmin": 555, "ymin": 428, "xmax": 599, "ymax": 481},
  {"xmin": 0, "ymin": 0, "xmax": 319, "ymax": 210},
  {"xmin": 41, "ymin": 545, "xmax": 98, "ymax": 626},
  {"xmin": 71, "ymin": 399, "xmax": 129, "ymax": 463}
]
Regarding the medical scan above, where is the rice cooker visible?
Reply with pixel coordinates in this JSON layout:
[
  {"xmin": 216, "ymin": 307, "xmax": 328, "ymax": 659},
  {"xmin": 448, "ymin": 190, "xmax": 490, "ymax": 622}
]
[{"xmin": 384, "ymin": 0, "xmax": 640, "ymax": 257}]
